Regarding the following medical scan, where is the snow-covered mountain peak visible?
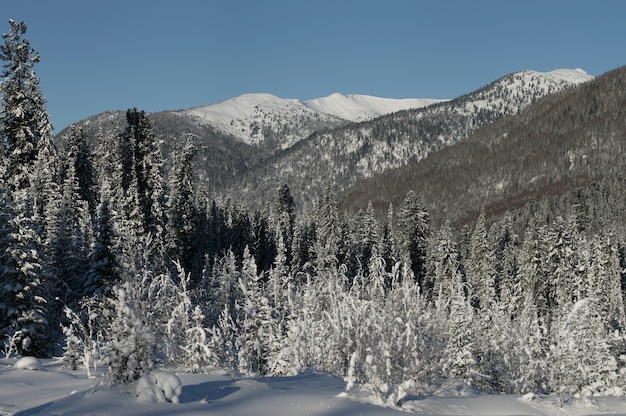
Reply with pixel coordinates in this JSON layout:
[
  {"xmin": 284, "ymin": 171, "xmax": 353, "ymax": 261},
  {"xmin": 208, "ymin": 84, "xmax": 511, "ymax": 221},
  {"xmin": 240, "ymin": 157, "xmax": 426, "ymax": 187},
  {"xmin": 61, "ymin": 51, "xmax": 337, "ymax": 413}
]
[
  {"xmin": 304, "ymin": 93, "xmax": 445, "ymax": 122},
  {"xmin": 178, "ymin": 68, "xmax": 590, "ymax": 151},
  {"xmin": 182, "ymin": 92, "xmax": 444, "ymax": 149},
  {"xmin": 183, "ymin": 93, "xmax": 345, "ymax": 149},
  {"xmin": 544, "ymin": 68, "xmax": 594, "ymax": 84}
]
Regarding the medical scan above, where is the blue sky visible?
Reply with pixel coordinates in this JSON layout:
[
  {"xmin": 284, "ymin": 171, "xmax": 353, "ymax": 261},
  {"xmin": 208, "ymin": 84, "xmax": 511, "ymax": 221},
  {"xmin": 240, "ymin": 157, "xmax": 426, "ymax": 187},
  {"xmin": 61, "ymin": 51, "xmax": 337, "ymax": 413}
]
[{"xmin": 4, "ymin": 0, "xmax": 626, "ymax": 132}]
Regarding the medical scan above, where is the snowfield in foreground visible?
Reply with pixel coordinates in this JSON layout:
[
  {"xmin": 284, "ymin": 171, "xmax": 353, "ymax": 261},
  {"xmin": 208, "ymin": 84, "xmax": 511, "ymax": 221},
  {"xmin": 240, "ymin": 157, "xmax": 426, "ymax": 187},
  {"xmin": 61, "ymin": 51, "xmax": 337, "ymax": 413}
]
[{"xmin": 2, "ymin": 358, "xmax": 626, "ymax": 416}]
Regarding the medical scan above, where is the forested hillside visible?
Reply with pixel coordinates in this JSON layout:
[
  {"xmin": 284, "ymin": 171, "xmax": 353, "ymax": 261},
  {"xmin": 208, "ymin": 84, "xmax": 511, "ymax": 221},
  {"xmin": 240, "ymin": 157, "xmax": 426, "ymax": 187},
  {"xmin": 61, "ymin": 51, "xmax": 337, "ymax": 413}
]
[
  {"xmin": 2, "ymin": 19, "xmax": 626, "ymax": 403},
  {"xmin": 230, "ymin": 68, "xmax": 592, "ymax": 210},
  {"xmin": 340, "ymin": 66, "xmax": 626, "ymax": 236}
]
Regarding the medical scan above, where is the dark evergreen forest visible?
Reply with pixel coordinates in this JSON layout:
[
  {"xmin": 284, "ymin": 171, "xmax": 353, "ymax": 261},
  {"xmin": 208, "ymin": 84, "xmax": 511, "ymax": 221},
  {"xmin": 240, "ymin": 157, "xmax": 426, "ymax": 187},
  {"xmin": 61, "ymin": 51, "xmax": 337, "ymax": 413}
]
[{"xmin": 2, "ymin": 20, "xmax": 626, "ymax": 402}]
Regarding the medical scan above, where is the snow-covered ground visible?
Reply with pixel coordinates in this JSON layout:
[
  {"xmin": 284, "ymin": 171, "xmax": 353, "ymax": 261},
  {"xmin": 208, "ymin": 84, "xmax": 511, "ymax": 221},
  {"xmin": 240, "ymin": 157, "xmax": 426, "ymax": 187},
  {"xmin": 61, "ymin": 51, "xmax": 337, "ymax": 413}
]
[{"xmin": 3, "ymin": 357, "xmax": 626, "ymax": 416}]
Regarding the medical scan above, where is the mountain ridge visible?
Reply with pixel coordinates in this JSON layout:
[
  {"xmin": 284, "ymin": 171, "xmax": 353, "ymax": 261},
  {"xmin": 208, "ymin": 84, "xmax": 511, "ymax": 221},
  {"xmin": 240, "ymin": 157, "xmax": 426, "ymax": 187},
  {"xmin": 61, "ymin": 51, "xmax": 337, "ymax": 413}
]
[
  {"xmin": 339, "ymin": 66, "xmax": 625, "ymax": 232},
  {"xmin": 179, "ymin": 92, "xmax": 446, "ymax": 150},
  {"xmin": 227, "ymin": 68, "xmax": 593, "ymax": 211},
  {"xmin": 57, "ymin": 67, "xmax": 594, "ymax": 206},
  {"xmin": 303, "ymin": 93, "xmax": 445, "ymax": 122}
]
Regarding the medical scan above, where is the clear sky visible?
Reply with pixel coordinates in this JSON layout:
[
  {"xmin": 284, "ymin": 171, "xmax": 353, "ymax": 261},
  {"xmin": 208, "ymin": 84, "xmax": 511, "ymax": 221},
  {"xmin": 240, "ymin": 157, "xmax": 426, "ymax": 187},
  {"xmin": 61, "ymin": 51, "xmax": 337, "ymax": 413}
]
[{"xmin": 4, "ymin": 0, "xmax": 626, "ymax": 132}]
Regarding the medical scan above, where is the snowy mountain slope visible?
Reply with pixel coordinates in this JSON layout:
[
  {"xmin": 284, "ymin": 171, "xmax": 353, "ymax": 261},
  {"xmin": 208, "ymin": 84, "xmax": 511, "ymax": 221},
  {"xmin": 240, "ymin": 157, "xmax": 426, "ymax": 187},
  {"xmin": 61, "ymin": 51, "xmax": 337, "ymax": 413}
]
[
  {"xmin": 183, "ymin": 93, "xmax": 346, "ymax": 150},
  {"xmin": 231, "ymin": 68, "xmax": 593, "ymax": 210},
  {"xmin": 181, "ymin": 92, "xmax": 444, "ymax": 150},
  {"xmin": 303, "ymin": 93, "xmax": 445, "ymax": 122},
  {"xmin": 340, "ymin": 66, "xmax": 625, "ymax": 228}
]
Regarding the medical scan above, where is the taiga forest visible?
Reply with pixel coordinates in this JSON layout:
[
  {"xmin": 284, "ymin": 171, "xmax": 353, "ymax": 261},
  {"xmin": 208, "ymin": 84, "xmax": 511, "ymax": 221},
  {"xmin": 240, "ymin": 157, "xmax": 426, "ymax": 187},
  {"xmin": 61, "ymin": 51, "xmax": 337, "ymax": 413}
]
[{"xmin": 2, "ymin": 18, "xmax": 626, "ymax": 407}]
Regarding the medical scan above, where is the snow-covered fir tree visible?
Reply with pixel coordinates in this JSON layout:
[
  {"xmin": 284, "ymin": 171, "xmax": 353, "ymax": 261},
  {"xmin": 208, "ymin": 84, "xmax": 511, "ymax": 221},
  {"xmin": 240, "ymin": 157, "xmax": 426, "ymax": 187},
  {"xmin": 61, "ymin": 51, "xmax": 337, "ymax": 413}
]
[
  {"xmin": 165, "ymin": 138, "xmax": 198, "ymax": 275},
  {"xmin": 0, "ymin": 19, "xmax": 52, "ymax": 192}
]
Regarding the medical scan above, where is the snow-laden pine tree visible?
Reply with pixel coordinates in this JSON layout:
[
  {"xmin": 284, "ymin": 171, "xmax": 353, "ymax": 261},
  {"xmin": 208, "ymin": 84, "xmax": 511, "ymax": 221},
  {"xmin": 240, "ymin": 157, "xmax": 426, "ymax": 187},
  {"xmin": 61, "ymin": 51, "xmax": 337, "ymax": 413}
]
[
  {"xmin": 46, "ymin": 158, "xmax": 91, "ymax": 306},
  {"xmin": 432, "ymin": 225, "xmax": 480, "ymax": 385},
  {"xmin": 63, "ymin": 125, "xmax": 97, "ymax": 214},
  {"xmin": 31, "ymin": 131, "xmax": 59, "ymax": 236},
  {"xmin": 205, "ymin": 249, "xmax": 243, "ymax": 326},
  {"xmin": 0, "ymin": 188, "xmax": 50, "ymax": 356},
  {"xmin": 100, "ymin": 283, "xmax": 156, "ymax": 384},
  {"xmin": 0, "ymin": 19, "xmax": 53, "ymax": 192},
  {"xmin": 546, "ymin": 216, "xmax": 579, "ymax": 321},
  {"xmin": 271, "ymin": 184, "xmax": 296, "ymax": 267},
  {"xmin": 466, "ymin": 212, "xmax": 505, "ymax": 390},
  {"xmin": 166, "ymin": 138, "xmax": 197, "ymax": 275},
  {"xmin": 236, "ymin": 247, "xmax": 265, "ymax": 375},
  {"xmin": 397, "ymin": 191, "xmax": 430, "ymax": 290},
  {"xmin": 557, "ymin": 298, "xmax": 618, "ymax": 396},
  {"xmin": 207, "ymin": 303, "xmax": 238, "ymax": 370},
  {"xmin": 467, "ymin": 211, "xmax": 496, "ymax": 312},
  {"xmin": 346, "ymin": 202, "xmax": 379, "ymax": 279},
  {"xmin": 432, "ymin": 224, "xmax": 462, "ymax": 314},
  {"xmin": 183, "ymin": 305, "xmax": 215, "ymax": 373},
  {"xmin": 489, "ymin": 213, "xmax": 520, "ymax": 321},
  {"xmin": 267, "ymin": 231, "xmax": 292, "ymax": 321},
  {"xmin": 314, "ymin": 185, "xmax": 342, "ymax": 268},
  {"xmin": 123, "ymin": 109, "xmax": 166, "ymax": 241},
  {"xmin": 85, "ymin": 183, "xmax": 121, "ymax": 296},
  {"xmin": 588, "ymin": 232, "xmax": 626, "ymax": 330},
  {"xmin": 512, "ymin": 221, "xmax": 551, "ymax": 393},
  {"xmin": 0, "ymin": 19, "xmax": 53, "ymax": 356}
]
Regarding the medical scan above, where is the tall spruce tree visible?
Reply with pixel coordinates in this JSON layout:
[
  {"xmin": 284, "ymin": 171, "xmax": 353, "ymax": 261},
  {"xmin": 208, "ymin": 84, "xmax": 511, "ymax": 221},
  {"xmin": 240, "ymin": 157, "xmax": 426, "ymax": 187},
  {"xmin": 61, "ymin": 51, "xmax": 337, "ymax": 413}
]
[
  {"xmin": 272, "ymin": 184, "xmax": 296, "ymax": 267},
  {"xmin": 0, "ymin": 19, "xmax": 52, "ymax": 356},
  {"xmin": 166, "ymin": 138, "xmax": 197, "ymax": 275},
  {"xmin": 123, "ymin": 109, "xmax": 165, "ymax": 240},
  {"xmin": 397, "ymin": 191, "xmax": 430, "ymax": 290},
  {"xmin": 63, "ymin": 125, "xmax": 97, "ymax": 214}
]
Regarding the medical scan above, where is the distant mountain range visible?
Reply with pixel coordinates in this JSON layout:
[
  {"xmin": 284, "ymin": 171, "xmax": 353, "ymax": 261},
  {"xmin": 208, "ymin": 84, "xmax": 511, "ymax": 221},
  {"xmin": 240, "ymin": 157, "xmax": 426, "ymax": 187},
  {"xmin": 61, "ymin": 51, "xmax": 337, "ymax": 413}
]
[
  {"xmin": 179, "ymin": 92, "xmax": 445, "ymax": 150},
  {"xmin": 227, "ymin": 68, "xmax": 593, "ymax": 210},
  {"xmin": 59, "ymin": 68, "xmax": 594, "ymax": 213}
]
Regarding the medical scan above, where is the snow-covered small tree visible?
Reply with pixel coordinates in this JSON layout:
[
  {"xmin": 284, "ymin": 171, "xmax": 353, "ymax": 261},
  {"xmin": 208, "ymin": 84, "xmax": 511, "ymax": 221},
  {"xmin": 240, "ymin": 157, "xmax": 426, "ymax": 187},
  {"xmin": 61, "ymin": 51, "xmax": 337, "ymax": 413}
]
[
  {"xmin": 163, "ymin": 260, "xmax": 194, "ymax": 366},
  {"xmin": 100, "ymin": 283, "xmax": 156, "ymax": 384},
  {"xmin": 183, "ymin": 305, "xmax": 215, "ymax": 373},
  {"xmin": 61, "ymin": 301, "xmax": 101, "ymax": 377},
  {"xmin": 207, "ymin": 303, "xmax": 238, "ymax": 371}
]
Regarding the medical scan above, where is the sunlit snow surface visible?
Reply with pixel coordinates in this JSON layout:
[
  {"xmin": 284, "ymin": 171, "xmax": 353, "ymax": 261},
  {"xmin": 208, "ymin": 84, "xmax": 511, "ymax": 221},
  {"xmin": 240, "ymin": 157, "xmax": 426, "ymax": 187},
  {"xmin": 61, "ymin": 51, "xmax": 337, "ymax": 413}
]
[
  {"xmin": 183, "ymin": 92, "xmax": 445, "ymax": 149},
  {"xmin": 303, "ymin": 93, "xmax": 444, "ymax": 122},
  {"xmin": 181, "ymin": 68, "xmax": 591, "ymax": 151},
  {"xmin": 2, "ymin": 358, "xmax": 626, "ymax": 416}
]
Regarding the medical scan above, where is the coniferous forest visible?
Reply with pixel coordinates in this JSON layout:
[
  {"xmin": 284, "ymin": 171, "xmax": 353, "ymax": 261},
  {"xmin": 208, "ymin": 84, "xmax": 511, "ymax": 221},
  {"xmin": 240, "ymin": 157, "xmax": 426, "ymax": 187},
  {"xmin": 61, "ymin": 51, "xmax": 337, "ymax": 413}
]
[{"xmin": 3, "ymin": 19, "xmax": 626, "ymax": 405}]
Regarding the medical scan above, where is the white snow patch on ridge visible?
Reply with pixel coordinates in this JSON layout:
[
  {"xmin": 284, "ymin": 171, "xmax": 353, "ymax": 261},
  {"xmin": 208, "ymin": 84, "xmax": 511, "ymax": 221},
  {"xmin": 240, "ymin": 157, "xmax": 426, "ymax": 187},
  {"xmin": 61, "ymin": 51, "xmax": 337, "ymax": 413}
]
[
  {"xmin": 303, "ymin": 93, "xmax": 445, "ymax": 122},
  {"xmin": 181, "ymin": 92, "xmax": 445, "ymax": 148},
  {"xmin": 537, "ymin": 68, "xmax": 594, "ymax": 84}
]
